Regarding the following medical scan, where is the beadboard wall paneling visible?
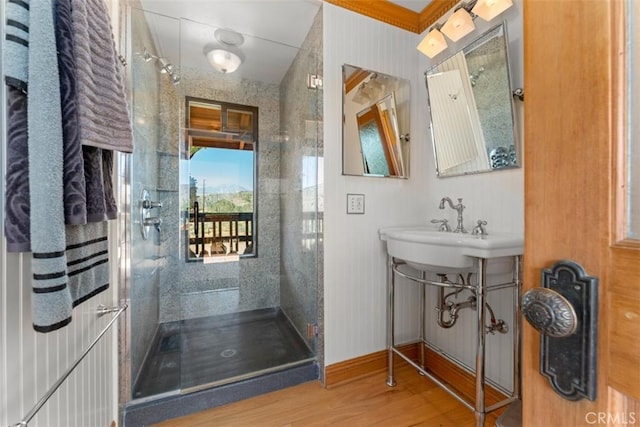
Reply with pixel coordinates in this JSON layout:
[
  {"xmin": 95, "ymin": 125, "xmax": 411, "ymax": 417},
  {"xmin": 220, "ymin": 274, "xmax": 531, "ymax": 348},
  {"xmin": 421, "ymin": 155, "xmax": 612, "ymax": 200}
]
[
  {"xmin": 323, "ymin": 1, "xmax": 524, "ymax": 392},
  {"xmin": 417, "ymin": 0, "xmax": 523, "ymax": 391},
  {"xmin": 0, "ymin": 256, "xmax": 119, "ymax": 427},
  {"xmin": 323, "ymin": 4, "xmax": 429, "ymax": 366}
]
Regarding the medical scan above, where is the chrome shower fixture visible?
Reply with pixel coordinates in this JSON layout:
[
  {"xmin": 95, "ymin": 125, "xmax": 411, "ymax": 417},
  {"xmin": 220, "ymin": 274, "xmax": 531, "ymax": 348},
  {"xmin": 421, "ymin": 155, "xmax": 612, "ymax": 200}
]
[{"xmin": 138, "ymin": 47, "xmax": 181, "ymax": 85}]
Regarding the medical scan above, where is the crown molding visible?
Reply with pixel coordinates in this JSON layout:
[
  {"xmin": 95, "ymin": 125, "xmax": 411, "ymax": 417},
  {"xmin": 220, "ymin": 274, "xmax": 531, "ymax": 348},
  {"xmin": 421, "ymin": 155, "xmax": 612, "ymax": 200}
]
[
  {"xmin": 323, "ymin": 0, "xmax": 420, "ymax": 33},
  {"xmin": 418, "ymin": 0, "xmax": 459, "ymax": 33},
  {"xmin": 323, "ymin": 0, "xmax": 458, "ymax": 34}
]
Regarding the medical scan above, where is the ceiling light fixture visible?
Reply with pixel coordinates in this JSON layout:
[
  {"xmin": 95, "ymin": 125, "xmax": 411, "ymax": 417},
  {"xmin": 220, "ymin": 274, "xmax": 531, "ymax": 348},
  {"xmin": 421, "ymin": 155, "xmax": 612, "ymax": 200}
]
[
  {"xmin": 205, "ymin": 48, "xmax": 243, "ymax": 74},
  {"xmin": 472, "ymin": 0, "xmax": 513, "ymax": 21},
  {"xmin": 417, "ymin": 26, "xmax": 448, "ymax": 59},
  {"xmin": 441, "ymin": 7, "xmax": 476, "ymax": 42},
  {"xmin": 205, "ymin": 28, "xmax": 245, "ymax": 74},
  {"xmin": 214, "ymin": 28, "xmax": 245, "ymax": 47}
]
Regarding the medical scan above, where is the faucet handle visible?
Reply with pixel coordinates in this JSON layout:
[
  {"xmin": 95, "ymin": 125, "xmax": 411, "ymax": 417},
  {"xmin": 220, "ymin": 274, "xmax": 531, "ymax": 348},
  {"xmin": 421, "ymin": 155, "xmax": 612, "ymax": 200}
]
[
  {"xmin": 142, "ymin": 199, "xmax": 163, "ymax": 209},
  {"xmin": 472, "ymin": 220, "xmax": 488, "ymax": 236},
  {"xmin": 430, "ymin": 218, "xmax": 451, "ymax": 232}
]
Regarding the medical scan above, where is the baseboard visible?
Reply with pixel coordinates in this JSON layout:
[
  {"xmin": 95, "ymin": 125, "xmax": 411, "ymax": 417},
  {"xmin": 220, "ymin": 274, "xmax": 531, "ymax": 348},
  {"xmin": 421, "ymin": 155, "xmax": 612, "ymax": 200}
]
[
  {"xmin": 421, "ymin": 346, "xmax": 507, "ymax": 405},
  {"xmin": 325, "ymin": 343, "xmax": 507, "ymax": 405},
  {"xmin": 324, "ymin": 343, "xmax": 418, "ymax": 388}
]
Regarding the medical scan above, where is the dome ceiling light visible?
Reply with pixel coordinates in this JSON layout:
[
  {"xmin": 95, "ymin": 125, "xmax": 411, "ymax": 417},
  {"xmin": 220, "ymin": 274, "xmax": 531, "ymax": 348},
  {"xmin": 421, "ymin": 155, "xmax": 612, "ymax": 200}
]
[{"xmin": 205, "ymin": 28, "xmax": 245, "ymax": 74}]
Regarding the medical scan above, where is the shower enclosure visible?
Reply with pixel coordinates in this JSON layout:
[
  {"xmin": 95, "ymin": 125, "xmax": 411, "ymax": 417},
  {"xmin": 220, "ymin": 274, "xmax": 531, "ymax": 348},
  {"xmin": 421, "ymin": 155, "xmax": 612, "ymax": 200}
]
[{"xmin": 120, "ymin": 1, "xmax": 323, "ymax": 409}]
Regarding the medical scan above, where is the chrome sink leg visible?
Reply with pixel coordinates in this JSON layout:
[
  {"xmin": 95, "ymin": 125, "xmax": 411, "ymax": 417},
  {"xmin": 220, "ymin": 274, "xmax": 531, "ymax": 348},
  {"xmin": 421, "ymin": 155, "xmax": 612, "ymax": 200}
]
[
  {"xmin": 475, "ymin": 257, "xmax": 487, "ymax": 427},
  {"xmin": 386, "ymin": 255, "xmax": 397, "ymax": 387},
  {"xmin": 419, "ymin": 271, "xmax": 426, "ymax": 371}
]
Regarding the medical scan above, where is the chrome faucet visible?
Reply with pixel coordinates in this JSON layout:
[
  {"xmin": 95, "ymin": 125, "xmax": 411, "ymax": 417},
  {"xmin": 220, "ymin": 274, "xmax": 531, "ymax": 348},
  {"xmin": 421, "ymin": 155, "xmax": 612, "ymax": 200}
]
[{"xmin": 439, "ymin": 197, "xmax": 467, "ymax": 233}]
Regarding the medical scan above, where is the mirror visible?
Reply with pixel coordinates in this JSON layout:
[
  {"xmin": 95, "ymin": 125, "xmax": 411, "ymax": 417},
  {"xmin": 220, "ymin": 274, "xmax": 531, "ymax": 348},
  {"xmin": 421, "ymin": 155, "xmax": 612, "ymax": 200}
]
[
  {"xmin": 342, "ymin": 65, "xmax": 410, "ymax": 178},
  {"xmin": 425, "ymin": 23, "xmax": 519, "ymax": 177}
]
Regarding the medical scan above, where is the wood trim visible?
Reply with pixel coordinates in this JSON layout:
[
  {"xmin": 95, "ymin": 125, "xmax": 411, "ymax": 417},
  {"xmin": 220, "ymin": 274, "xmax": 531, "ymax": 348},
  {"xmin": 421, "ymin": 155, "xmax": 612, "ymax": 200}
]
[
  {"xmin": 523, "ymin": 0, "xmax": 615, "ymax": 424},
  {"xmin": 322, "ymin": 0, "xmax": 458, "ymax": 35},
  {"xmin": 323, "ymin": 0, "xmax": 421, "ymax": 33},
  {"xmin": 356, "ymin": 106, "xmax": 398, "ymax": 176},
  {"xmin": 607, "ymin": 292, "xmax": 640, "ymax": 399},
  {"xmin": 325, "ymin": 343, "xmax": 418, "ymax": 388},
  {"xmin": 418, "ymin": 0, "xmax": 458, "ymax": 33},
  {"xmin": 421, "ymin": 346, "xmax": 507, "ymax": 406},
  {"xmin": 607, "ymin": 0, "xmax": 640, "ymax": 403},
  {"xmin": 325, "ymin": 344, "xmax": 507, "ymax": 407},
  {"xmin": 610, "ymin": 0, "xmax": 628, "ymax": 243},
  {"xmin": 344, "ymin": 68, "xmax": 370, "ymax": 94}
]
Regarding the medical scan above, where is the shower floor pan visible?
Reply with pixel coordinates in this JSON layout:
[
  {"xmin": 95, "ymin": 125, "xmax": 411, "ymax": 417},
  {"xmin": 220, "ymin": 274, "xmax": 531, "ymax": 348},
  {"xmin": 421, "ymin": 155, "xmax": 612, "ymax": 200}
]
[{"xmin": 133, "ymin": 307, "xmax": 315, "ymax": 399}]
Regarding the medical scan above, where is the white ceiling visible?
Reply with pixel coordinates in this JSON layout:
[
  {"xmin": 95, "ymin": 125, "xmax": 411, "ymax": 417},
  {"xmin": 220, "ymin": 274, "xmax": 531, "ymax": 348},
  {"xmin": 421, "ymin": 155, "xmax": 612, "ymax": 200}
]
[{"xmin": 137, "ymin": 0, "xmax": 431, "ymax": 84}]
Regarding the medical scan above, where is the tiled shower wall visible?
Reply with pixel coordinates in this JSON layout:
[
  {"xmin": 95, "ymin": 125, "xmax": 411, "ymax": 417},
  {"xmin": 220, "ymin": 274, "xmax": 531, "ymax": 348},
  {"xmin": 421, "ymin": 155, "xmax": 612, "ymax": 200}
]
[
  {"xmin": 156, "ymin": 68, "xmax": 283, "ymax": 322},
  {"xmin": 279, "ymin": 9, "xmax": 323, "ymax": 353}
]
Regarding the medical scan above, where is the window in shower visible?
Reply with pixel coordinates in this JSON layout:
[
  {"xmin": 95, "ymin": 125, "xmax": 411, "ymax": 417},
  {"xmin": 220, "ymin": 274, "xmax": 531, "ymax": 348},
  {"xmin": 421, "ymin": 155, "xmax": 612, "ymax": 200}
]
[{"xmin": 185, "ymin": 97, "xmax": 258, "ymax": 261}]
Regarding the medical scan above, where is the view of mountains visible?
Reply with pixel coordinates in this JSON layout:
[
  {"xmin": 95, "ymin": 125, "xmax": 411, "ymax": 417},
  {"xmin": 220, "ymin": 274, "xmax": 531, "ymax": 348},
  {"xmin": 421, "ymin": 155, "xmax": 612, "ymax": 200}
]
[{"xmin": 189, "ymin": 178, "xmax": 253, "ymax": 213}]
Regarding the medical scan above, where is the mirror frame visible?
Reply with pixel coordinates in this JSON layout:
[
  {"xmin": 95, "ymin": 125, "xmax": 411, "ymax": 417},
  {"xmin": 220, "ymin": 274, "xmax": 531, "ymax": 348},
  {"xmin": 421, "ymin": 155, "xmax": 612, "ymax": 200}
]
[{"xmin": 425, "ymin": 22, "xmax": 519, "ymax": 178}]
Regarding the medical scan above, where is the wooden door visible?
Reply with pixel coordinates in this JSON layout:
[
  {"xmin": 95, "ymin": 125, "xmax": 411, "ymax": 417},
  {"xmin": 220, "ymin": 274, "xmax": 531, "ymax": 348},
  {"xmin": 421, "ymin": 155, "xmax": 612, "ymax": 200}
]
[{"xmin": 524, "ymin": 0, "xmax": 640, "ymax": 425}]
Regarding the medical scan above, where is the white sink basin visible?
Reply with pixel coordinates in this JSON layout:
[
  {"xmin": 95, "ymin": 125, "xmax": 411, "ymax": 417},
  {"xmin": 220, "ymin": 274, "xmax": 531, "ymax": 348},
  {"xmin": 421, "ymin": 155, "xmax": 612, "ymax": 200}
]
[{"xmin": 379, "ymin": 226, "xmax": 524, "ymax": 274}]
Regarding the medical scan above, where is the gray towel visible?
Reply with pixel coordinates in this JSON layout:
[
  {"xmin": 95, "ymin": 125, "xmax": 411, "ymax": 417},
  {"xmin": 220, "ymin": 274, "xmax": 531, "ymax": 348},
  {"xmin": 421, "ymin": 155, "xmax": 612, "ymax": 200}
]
[
  {"xmin": 70, "ymin": 0, "xmax": 134, "ymax": 153},
  {"xmin": 28, "ymin": 0, "xmax": 73, "ymax": 332},
  {"xmin": 66, "ymin": 223, "xmax": 110, "ymax": 306},
  {"xmin": 56, "ymin": 0, "xmax": 88, "ymax": 225}
]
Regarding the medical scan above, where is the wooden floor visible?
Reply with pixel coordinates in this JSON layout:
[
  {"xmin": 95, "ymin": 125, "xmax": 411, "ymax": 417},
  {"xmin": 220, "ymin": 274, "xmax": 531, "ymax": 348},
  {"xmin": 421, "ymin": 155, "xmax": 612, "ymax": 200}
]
[{"xmin": 154, "ymin": 362, "xmax": 504, "ymax": 427}]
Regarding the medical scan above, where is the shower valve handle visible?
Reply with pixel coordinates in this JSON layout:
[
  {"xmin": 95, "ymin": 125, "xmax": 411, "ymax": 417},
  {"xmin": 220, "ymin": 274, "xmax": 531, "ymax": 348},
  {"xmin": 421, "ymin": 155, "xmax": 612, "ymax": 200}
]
[{"xmin": 142, "ymin": 200, "xmax": 163, "ymax": 209}]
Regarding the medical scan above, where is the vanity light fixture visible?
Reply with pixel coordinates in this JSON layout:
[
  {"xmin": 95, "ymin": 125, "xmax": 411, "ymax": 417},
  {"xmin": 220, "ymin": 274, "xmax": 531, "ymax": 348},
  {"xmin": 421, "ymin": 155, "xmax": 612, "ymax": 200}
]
[
  {"xmin": 417, "ymin": 26, "xmax": 448, "ymax": 58},
  {"xmin": 471, "ymin": 0, "xmax": 513, "ymax": 21},
  {"xmin": 441, "ymin": 7, "xmax": 476, "ymax": 42}
]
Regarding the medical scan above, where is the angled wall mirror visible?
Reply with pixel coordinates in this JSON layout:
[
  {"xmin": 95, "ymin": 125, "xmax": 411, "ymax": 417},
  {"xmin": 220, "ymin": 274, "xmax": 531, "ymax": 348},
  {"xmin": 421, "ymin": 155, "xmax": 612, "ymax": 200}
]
[
  {"xmin": 425, "ymin": 22, "xmax": 519, "ymax": 177},
  {"xmin": 342, "ymin": 65, "xmax": 410, "ymax": 178}
]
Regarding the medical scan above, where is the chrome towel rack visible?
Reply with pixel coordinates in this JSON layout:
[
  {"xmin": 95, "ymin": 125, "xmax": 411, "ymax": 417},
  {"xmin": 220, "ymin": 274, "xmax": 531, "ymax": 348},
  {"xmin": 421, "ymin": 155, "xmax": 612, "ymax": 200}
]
[{"xmin": 12, "ymin": 303, "xmax": 128, "ymax": 427}]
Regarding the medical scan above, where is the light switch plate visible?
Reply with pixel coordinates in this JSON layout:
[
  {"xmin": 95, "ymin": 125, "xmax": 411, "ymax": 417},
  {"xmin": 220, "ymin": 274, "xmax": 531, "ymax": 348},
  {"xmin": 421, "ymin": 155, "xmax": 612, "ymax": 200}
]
[{"xmin": 347, "ymin": 194, "xmax": 365, "ymax": 214}]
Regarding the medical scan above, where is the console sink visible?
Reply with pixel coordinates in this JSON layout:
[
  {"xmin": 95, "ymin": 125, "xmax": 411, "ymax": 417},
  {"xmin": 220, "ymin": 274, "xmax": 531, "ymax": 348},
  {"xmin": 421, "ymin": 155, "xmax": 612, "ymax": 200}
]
[{"xmin": 379, "ymin": 226, "xmax": 524, "ymax": 273}]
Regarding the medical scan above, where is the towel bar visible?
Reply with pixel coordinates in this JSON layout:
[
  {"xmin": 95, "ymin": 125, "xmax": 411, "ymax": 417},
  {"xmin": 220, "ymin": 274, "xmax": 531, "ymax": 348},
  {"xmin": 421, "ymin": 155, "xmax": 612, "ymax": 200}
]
[{"xmin": 12, "ymin": 303, "xmax": 128, "ymax": 427}]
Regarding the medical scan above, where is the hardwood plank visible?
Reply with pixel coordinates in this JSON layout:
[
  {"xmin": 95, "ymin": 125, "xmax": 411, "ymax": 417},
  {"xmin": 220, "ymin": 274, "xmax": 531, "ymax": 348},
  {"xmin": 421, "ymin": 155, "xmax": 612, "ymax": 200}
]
[
  {"xmin": 325, "ymin": 343, "xmax": 506, "ymax": 406},
  {"xmin": 153, "ymin": 363, "xmax": 503, "ymax": 427}
]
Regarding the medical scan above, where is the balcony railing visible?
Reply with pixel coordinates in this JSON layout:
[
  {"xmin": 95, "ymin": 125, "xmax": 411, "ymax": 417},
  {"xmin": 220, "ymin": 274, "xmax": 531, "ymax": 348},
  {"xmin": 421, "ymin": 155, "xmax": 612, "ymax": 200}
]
[{"xmin": 187, "ymin": 212, "xmax": 253, "ymax": 259}]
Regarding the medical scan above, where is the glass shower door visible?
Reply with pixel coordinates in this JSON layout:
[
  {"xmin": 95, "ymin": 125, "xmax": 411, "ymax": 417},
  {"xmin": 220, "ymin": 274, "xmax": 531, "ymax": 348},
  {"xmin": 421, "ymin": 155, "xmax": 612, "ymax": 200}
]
[
  {"xmin": 126, "ymin": 2, "xmax": 322, "ymax": 401},
  {"xmin": 128, "ymin": 6, "xmax": 183, "ymax": 400}
]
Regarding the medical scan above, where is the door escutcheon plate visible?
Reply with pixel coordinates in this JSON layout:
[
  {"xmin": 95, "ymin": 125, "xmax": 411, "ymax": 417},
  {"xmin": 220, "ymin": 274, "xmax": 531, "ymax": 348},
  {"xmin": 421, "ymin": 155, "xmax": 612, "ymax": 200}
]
[{"xmin": 522, "ymin": 260, "xmax": 598, "ymax": 401}]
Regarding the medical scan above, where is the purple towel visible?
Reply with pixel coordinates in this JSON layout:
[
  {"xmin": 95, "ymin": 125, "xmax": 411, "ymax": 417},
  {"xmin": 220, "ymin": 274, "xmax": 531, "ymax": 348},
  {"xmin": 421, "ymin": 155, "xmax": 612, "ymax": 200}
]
[
  {"xmin": 5, "ymin": 87, "xmax": 31, "ymax": 252},
  {"xmin": 70, "ymin": 0, "xmax": 134, "ymax": 153}
]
